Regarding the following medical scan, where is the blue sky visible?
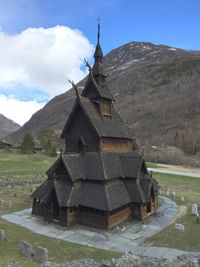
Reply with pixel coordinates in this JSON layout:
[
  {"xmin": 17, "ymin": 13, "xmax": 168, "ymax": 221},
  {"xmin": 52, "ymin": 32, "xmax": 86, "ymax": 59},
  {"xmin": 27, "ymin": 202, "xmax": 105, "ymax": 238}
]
[
  {"xmin": 1, "ymin": 0, "xmax": 200, "ymax": 52},
  {"xmin": 0, "ymin": 0, "xmax": 200, "ymax": 125}
]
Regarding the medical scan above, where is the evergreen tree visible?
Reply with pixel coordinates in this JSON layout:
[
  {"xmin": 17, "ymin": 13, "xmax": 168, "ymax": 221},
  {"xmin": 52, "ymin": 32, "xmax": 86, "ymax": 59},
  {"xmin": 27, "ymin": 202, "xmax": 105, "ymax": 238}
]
[{"xmin": 21, "ymin": 133, "xmax": 35, "ymax": 153}]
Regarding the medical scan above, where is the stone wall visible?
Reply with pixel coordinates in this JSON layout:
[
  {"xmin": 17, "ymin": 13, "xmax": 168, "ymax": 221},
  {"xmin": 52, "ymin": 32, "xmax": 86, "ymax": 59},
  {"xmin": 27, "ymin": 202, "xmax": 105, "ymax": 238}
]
[{"xmin": 8, "ymin": 252, "xmax": 200, "ymax": 267}]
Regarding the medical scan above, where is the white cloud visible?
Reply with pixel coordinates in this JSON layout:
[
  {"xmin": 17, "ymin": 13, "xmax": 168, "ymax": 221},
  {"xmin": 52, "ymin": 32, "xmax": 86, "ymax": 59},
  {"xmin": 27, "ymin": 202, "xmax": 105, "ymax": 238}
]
[
  {"xmin": 0, "ymin": 25, "xmax": 94, "ymax": 95},
  {"xmin": 0, "ymin": 94, "xmax": 45, "ymax": 126}
]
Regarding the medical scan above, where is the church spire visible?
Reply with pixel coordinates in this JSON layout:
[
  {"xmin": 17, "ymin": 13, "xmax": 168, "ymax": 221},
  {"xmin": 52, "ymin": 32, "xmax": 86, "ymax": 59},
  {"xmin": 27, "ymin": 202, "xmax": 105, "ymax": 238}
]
[
  {"xmin": 93, "ymin": 19, "xmax": 107, "ymax": 79},
  {"xmin": 94, "ymin": 18, "xmax": 103, "ymax": 64},
  {"xmin": 97, "ymin": 17, "xmax": 100, "ymax": 44}
]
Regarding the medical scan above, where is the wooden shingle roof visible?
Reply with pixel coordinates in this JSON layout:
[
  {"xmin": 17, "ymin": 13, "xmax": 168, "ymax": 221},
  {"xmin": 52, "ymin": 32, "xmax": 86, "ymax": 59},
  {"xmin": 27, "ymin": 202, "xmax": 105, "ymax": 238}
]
[
  {"xmin": 80, "ymin": 97, "xmax": 132, "ymax": 139},
  {"xmin": 125, "ymin": 180, "xmax": 147, "ymax": 204},
  {"xmin": 61, "ymin": 96, "xmax": 133, "ymax": 139},
  {"xmin": 46, "ymin": 152, "xmax": 146, "ymax": 181},
  {"xmin": 31, "ymin": 178, "xmax": 54, "ymax": 205},
  {"xmin": 79, "ymin": 179, "xmax": 132, "ymax": 211},
  {"xmin": 32, "ymin": 179, "xmax": 80, "ymax": 208}
]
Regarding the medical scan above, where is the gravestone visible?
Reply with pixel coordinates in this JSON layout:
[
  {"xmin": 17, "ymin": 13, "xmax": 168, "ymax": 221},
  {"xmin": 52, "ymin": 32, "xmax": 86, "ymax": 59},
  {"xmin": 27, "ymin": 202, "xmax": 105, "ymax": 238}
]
[
  {"xmin": 192, "ymin": 204, "xmax": 198, "ymax": 215},
  {"xmin": 196, "ymin": 215, "xmax": 200, "ymax": 224},
  {"xmin": 20, "ymin": 240, "xmax": 32, "ymax": 257},
  {"xmin": 175, "ymin": 223, "xmax": 185, "ymax": 232},
  {"xmin": 34, "ymin": 246, "xmax": 48, "ymax": 263},
  {"xmin": 0, "ymin": 229, "xmax": 5, "ymax": 241},
  {"xmin": 8, "ymin": 202, "xmax": 13, "ymax": 209},
  {"xmin": 171, "ymin": 191, "xmax": 176, "ymax": 197},
  {"xmin": 181, "ymin": 196, "xmax": 185, "ymax": 202}
]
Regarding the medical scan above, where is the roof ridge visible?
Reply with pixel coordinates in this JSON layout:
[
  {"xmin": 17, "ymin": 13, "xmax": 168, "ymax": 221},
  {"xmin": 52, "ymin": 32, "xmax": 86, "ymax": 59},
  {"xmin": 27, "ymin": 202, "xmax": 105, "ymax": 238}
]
[
  {"xmin": 61, "ymin": 154, "xmax": 74, "ymax": 181},
  {"xmin": 104, "ymin": 184, "xmax": 112, "ymax": 211},
  {"xmin": 113, "ymin": 110, "xmax": 133, "ymax": 140},
  {"xmin": 99, "ymin": 152, "xmax": 108, "ymax": 180},
  {"xmin": 67, "ymin": 185, "xmax": 74, "ymax": 206},
  {"xmin": 46, "ymin": 156, "xmax": 61, "ymax": 176},
  {"xmin": 118, "ymin": 154, "xmax": 125, "ymax": 178},
  {"xmin": 136, "ymin": 180, "xmax": 147, "ymax": 203}
]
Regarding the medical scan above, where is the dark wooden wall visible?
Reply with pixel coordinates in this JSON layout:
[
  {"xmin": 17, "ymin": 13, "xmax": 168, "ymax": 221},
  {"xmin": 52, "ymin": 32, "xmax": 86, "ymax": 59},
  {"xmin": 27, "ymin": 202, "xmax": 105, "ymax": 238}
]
[{"xmin": 65, "ymin": 105, "xmax": 99, "ymax": 152}]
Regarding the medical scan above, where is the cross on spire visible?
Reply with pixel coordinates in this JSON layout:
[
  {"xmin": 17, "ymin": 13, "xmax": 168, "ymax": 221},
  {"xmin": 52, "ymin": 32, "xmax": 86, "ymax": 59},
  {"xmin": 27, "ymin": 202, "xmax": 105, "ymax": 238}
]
[{"xmin": 97, "ymin": 17, "xmax": 100, "ymax": 44}]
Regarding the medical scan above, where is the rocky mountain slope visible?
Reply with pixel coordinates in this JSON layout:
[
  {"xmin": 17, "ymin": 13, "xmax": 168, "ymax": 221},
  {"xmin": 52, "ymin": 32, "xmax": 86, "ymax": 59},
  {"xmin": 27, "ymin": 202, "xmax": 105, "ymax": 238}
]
[
  {"xmin": 9, "ymin": 42, "xmax": 200, "ymax": 152},
  {"xmin": 0, "ymin": 114, "xmax": 21, "ymax": 139}
]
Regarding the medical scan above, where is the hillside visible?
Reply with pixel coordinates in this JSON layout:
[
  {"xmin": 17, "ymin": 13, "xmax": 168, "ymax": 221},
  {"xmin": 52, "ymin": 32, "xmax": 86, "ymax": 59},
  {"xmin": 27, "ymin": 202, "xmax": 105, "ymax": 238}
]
[
  {"xmin": 9, "ymin": 42, "xmax": 200, "ymax": 153},
  {"xmin": 0, "ymin": 114, "xmax": 21, "ymax": 139}
]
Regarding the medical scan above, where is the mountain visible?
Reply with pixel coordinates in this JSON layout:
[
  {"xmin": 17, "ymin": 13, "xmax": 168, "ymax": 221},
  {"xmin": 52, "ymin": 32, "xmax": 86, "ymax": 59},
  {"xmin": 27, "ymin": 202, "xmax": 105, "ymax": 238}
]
[
  {"xmin": 9, "ymin": 42, "xmax": 200, "ymax": 153},
  {"xmin": 0, "ymin": 114, "xmax": 21, "ymax": 139}
]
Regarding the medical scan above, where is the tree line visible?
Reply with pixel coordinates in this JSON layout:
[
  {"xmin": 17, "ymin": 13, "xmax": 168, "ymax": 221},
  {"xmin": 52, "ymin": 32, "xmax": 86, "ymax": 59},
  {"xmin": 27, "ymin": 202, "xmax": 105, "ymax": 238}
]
[{"xmin": 21, "ymin": 128, "xmax": 63, "ymax": 156}]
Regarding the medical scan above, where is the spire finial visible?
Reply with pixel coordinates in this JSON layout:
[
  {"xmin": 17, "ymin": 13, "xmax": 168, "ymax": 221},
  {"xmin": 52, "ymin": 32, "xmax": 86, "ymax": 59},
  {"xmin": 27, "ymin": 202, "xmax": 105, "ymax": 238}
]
[
  {"xmin": 97, "ymin": 17, "xmax": 100, "ymax": 44},
  {"xmin": 68, "ymin": 80, "xmax": 80, "ymax": 100},
  {"xmin": 84, "ymin": 58, "xmax": 92, "ymax": 72}
]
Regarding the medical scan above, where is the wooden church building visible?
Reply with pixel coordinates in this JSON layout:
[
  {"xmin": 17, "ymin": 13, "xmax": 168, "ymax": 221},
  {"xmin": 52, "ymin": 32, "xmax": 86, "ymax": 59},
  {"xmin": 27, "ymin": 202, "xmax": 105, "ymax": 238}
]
[{"xmin": 32, "ymin": 24, "xmax": 159, "ymax": 230}]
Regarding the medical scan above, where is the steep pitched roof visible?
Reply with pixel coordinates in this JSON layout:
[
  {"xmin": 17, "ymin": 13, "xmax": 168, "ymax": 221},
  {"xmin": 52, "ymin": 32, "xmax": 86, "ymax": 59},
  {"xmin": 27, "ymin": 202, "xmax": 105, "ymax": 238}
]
[
  {"xmin": 140, "ymin": 175, "xmax": 159, "ymax": 201},
  {"xmin": 81, "ymin": 70, "xmax": 112, "ymax": 100},
  {"xmin": 54, "ymin": 181, "xmax": 80, "ymax": 207},
  {"xmin": 120, "ymin": 155, "xmax": 144, "ymax": 178},
  {"xmin": 46, "ymin": 155, "xmax": 62, "ymax": 176},
  {"xmin": 79, "ymin": 182, "xmax": 108, "ymax": 210},
  {"xmin": 61, "ymin": 96, "xmax": 133, "ymax": 139},
  {"xmin": 46, "ymin": 152, "xmax": 147, "ymax": 181},
  {"xmin": 32, "ymin": 178, "xmax": 80, "ymax": 208},
  {"xmin": 106, "ymin": 180, "xmax": 132, "ymax": 210},
  {"xmin": 79, "ymin": 179, "xmax": 132, "ymax": 211},
  {"xmin": 31, "ymin": 178, "xmax": 54, "ymax": 205},
  {"xmin": 94, "ymin": 42, "xmax": 103, "ymax": 60},
  {"xmin": 54, "ymin": 181, "xmax": 71, "ymax": 207},
  {"xmin": 80, "ymin": 97, "xmax": 132, "ymax": 139},
  {"xmin": 125, "ymin": 180, "xmax": 147, "ymax": 204}
]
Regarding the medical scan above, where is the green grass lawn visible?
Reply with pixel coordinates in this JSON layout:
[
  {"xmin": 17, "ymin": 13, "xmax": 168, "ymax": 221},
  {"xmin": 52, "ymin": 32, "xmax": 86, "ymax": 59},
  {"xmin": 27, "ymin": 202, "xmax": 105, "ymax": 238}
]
[
  {"xmin": 146, "ymin": 162, "xmax": 165, "ymax": 169},
  {"xmin": 0, "ymin": 149, "xmax": 54, "ymax": 176},
  {"xmin": 0, "ymin": 185, "xmax": 34, "ymax": 216},
  {"xmin": 0, "ymin": 220, "xmax": 120, "ymax": 267},
  {"xmin": 154, "ymin": 172, "xmax": 200, "ymax": 205},
  {"xmin": 145, "ymin": 172, "xmax": 200, "ymax": 251},
  {"xmin": 145, "ymin": 210, "xmax": 200, "ymax": 251}
]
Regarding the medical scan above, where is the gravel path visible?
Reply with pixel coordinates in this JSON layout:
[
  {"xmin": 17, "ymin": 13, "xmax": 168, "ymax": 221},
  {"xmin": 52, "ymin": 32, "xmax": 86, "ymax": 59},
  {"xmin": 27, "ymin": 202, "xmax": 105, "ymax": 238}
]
[{"xmin": 148, "ymin": 168, "xmax": 200, "ymax": 178}]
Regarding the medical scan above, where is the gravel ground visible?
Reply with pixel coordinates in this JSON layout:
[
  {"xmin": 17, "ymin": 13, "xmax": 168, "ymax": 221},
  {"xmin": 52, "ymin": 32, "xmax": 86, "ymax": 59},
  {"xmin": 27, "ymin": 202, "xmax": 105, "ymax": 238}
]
[{"xmin": 5, "ymin": 252, "xmax": 200, "ymax": 267}]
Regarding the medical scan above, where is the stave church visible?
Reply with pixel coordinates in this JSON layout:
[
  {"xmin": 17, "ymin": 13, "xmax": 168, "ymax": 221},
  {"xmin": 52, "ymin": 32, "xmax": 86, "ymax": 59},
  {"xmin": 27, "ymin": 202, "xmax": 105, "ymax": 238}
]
[{"xmin": 31, "ymin": 23, "xmax": 159, "ymax": 229}]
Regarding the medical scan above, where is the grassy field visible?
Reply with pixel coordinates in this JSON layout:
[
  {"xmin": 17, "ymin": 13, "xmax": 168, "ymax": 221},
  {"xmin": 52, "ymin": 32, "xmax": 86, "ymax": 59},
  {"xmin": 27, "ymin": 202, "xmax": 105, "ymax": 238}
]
[
  {"xmin": 146, "ymin": 210, "xmax": 200, "ymax": 251},
  {"xmin": 154, "ymin": 172, "xmax": 200, "ymax": 205},
  {"xmin": 0, "ymin": 149, "xmax": 54, "ymax": 176},
  {"xmin": 0, "ymin": 185, "xmax": 33, "ymax": 216},
  {"xmin": 0, "ymin": 220, "xmax": 120, "ymax": 267},
  {"xmin": 145, "ymin": 172, "xmax": 200, "ymax": 251},
  {"xmin": 0, "ymin": 150, "xmax": 54, "ymax": 215}
]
